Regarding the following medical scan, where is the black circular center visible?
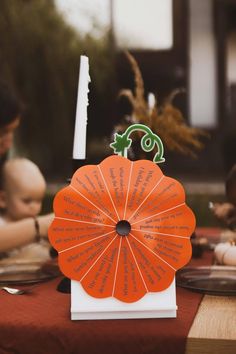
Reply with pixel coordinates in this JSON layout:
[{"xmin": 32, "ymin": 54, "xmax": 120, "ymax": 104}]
[{"xmin": 116, "ymin": 220, "xmax": 131, "ymax": 236}]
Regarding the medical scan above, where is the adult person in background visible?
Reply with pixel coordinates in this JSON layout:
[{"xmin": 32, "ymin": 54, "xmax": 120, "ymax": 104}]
[
  {"xmin": 211, "ymin": 164, "xmax": 236, "ymax": 230},
  {"xmin": 0, "ymin": 80, "xmax": 53, "ymax": 254},
  {"xmin": 0, "ymin": 80, "xmax": 22, "ymax": 167}
]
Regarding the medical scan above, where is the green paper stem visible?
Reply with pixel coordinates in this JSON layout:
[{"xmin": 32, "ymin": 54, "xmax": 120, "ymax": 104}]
[{"xmin": 110, "ymin": 123, "xmax": 165, "ymax": 164}]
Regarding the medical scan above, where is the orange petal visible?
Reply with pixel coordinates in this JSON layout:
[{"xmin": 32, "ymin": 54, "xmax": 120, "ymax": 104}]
[
  {"xmin": 49, "ymin": 218, "xmax": 115, "ymax": 253},
  {"xmin": 71, "ymin": 164, "xmax": 119, "ymax": 223},
  {"xmin": 128, "ymin": 235, "xmax": 175, "ymax": 292},
  {"xmin": 132, "ymin": 204, "xmax": 195, "ymax": 238},
  {"xmin": 52, "ymin": 186, "xmax": 115, "ymax": 226},
  {"xmin": 58, "ymin": 232, "xmax": 116, "ymax": 281},
  {"xmin": 113, "ymin": 237, "xmax": 147, "ymax": 302},
  {"xmin": 99, "ymin": 155, "xmax": 133, "ymax": 220},
  {"xmin": 124, "ymin": 159, "xmax": 163, "ymax": 221},
  {"xmin": 81, "ymin": 236, "xmax": 121, "ymax": 299},
  {"xmin": 129, "ymin": 176, "xmax": 186, "ymax": 224},
  {"xmin": 130, "ymin": 228, "xmax": 192, "ymax": 271}
]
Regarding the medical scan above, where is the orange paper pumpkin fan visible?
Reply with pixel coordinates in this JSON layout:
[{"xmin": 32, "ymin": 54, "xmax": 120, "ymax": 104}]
[{"xmin": 49, "ymin": 155, "xmax": 195, "ymax": 303}]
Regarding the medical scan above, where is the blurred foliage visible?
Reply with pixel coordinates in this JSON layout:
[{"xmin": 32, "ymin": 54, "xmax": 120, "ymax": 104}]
[{"xmin": 0, "ymin": 0, "xmax": 115, "ymax": 180}]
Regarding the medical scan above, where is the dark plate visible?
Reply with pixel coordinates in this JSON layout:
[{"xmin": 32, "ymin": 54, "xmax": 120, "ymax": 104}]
[
  {"xmin": 176, "ymin": 265, "xmax": 236, "ymax": 295},
  {"xmin": 0, "ymin": 261, "xmax": 60, "ymax": 285}
]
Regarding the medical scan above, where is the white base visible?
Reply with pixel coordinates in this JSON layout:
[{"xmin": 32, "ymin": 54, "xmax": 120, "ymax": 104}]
[{"xmin": 71, "ymin": 278, "xmax": 177, "ymax": 320}]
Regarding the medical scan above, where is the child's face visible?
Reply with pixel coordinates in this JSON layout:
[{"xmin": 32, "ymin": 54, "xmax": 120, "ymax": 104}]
[{"xmin": 4, "ymin": 182, "xmax": 45, "ymax": 221}]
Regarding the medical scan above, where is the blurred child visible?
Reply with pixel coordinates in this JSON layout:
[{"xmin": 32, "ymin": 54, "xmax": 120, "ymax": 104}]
[{"xmin": 0, "ymin": 157, "xmax": 51, "ymax": 261}]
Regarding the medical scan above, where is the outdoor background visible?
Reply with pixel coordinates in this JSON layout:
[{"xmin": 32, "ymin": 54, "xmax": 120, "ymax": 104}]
[
  {"xmin": 1, "ymin": 0, "xmax": 235, "ymax": 226},
  {"xmin": 0, "ymin": 0, "xmax": 116, "ymax": 180}
]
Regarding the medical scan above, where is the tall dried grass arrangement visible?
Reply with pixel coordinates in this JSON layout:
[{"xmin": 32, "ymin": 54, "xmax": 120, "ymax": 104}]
[{"xmin": 115, "ymin": 51, "xmax": 209, "ymax": 158}]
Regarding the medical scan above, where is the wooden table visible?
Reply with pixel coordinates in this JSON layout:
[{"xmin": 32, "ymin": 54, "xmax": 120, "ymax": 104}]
[
  {"xmin": 187, "ymin": 227, "xmax": 236, "ymax": 354},
  {"xmin": 186, "ymin": 295, "xmax": 236, "ymax": 354}
]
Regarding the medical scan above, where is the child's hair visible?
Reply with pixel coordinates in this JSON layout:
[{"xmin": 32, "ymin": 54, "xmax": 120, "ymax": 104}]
[{"xmin": 0, "ymin": 157, "xmax": 45, "ymax": 190}]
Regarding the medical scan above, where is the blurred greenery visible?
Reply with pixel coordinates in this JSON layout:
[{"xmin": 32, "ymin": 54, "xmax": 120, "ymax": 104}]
[{"xmin": 0, "ymin": 0, "xmax": 116, "ymax": 180}]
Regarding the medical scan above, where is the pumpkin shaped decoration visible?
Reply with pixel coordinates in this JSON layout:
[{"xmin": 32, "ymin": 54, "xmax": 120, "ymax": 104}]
[{"xmin": 49, "ymin": 153, "xmax": 195, "ymax": 303}]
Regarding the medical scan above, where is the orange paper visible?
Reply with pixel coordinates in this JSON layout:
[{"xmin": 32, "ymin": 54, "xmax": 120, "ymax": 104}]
[{"xmin": 49, "ymin": 155, "xmax": 195, "ymax": 302}]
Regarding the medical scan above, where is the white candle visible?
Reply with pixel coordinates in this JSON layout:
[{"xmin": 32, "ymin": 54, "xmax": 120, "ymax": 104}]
[
  {"xmin": 72, "ymin": 55, "xmax": 90, "ymax": 159},
  {"xmin": 147, "ymin": 92, "xmax": 156, "ymax": 113}
]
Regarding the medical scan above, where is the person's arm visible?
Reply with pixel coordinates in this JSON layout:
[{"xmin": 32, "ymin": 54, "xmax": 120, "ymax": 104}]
[
  {"xmin": 211, "ymin": 202, "xmax": 236, "ymax": 229},
  {"xmin": 0, "ymin": 213, "xmax": 54, "ymax": 253},
  {"xmin": 211, "ymin": 202, "xmax": 235, "ymax": 220}
]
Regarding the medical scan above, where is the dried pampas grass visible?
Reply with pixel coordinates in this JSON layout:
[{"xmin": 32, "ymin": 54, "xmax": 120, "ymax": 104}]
[{"xmin": 114, "ymin": 51, "xmax": 209, "ymax": 158}]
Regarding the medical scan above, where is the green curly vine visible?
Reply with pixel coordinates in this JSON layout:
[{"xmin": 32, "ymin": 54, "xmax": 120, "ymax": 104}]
[{"xmin": 110, "ymin": 123, "xmax": 165, "ymax": 164}]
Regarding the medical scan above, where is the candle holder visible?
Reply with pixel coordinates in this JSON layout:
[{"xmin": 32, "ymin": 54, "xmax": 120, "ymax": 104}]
[
  {"xmin": 72, "ymin": 158, "xmax": 87, "ymax": 174},
  {"xmin": 65, "ymin": 158, "xmax": 88, "ymax": 184}
]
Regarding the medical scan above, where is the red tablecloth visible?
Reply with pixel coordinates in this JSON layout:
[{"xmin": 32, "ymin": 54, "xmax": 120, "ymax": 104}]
[
  {"xmin": 0, "ymin": 251, "xmax": 213, "ymax": 354},
  {"xmin": 195, "ymin": 226, "xmax": 221, "ymax": 243}
]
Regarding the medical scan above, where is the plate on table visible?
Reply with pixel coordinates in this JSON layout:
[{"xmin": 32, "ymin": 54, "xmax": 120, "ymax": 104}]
[
  {"xmin": 176, "ymin": 265, "xmax": 236, "ymax": 296},
  {"xmin": 0, "ymin": 260, "xmax": 60, "ymax": 285}
]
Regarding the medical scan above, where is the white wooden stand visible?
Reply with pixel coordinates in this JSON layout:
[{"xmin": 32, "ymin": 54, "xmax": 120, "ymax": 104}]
[{"xmin": 71, "ymin": 279, "xmax": 177, "ymax": 320}]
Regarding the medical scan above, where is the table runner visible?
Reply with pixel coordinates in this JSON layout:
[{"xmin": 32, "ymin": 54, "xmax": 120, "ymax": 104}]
[{"xmin": 0, "ymin": 251, "xmax": 213, "ymax": 354}]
